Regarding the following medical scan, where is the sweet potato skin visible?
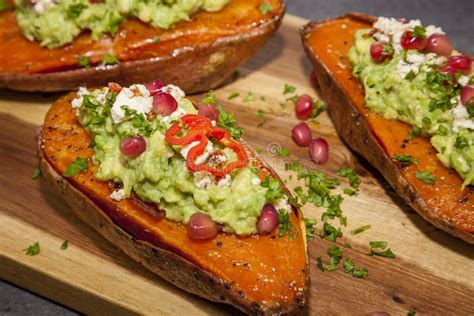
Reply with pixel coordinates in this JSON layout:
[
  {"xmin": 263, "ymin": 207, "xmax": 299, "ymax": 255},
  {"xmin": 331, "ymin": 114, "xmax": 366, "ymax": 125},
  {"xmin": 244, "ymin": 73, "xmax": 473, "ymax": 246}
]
[
  {"xmin": 0, "ymin": 0, "xmax": 285, "ymax": 92},
  {"xmin": 302, "ymin": 12, "xmax": 474, "ymax": 244},
  {"xmin": 39, "ymin": 92, "xmax": 309, "ymax": 315}
]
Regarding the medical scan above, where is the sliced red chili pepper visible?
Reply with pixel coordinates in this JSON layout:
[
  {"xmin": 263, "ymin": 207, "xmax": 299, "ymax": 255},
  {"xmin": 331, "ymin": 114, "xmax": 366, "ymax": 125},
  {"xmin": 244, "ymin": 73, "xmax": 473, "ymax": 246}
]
[
  {"xmin": 186, "ymin": 134, "xmax": 209, "ymax": 171},
  {"xmin": 165, "ymin": 114, "xmax": 213, "ymax": 146}
]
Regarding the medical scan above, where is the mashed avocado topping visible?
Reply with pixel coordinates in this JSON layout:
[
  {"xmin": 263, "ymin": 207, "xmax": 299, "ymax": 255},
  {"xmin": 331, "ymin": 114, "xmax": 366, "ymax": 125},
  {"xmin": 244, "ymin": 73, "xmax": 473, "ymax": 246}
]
[
  {"xmin": 14, "ymin": 0, "xmax": 231, "ymax": 48},
  {"xmin": 71, "ymin": 83, "xmax": 291, "ymax": 235},
  {"xmin": 349, "ymin": 17, "xmax": 474, "ymax": 187}
]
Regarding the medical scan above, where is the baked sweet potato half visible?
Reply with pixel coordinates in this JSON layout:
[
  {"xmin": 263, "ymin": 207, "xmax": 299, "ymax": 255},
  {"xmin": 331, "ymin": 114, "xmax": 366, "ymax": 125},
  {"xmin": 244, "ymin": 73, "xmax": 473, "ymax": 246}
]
[
  {"xmin": 0, "ymin": 0, "xmax": 284, "ymax": 93},
  {"xmin": 38, "ymin": 86, "xmax": 309, "ymax": 314},
  {"xmin": 302, "ymin": 13, "xmax": 474, "ymax": 243}
]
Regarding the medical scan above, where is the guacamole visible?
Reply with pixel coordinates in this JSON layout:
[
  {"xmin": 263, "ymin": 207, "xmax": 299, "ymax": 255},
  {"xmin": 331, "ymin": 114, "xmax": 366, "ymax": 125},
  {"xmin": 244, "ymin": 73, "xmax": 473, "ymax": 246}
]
[
  {"xmin": 348, "ymin": 19, "xmax": 474, "ymax": 186},
  {"xmin": 14, "ymin": 0, "xmax": 231, "ymax": 48},
  {"xmin": 73, "ymin": 84, "xmax": 270, "ymax": 235}
]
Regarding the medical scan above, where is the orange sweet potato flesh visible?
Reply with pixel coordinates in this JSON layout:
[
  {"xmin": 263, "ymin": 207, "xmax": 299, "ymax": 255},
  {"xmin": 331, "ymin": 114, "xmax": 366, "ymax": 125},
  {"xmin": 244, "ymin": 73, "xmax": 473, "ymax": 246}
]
[
  {"xmin": 0, "ymin": 0, "xmax": 284, "ymax": 92},
  {"xmin": 39, "ymin": 93, "xmax": 309, "ymax": 314},
  {"xmin": 302, "ymin": 13, "xmax": 474, "ymax": 243}
]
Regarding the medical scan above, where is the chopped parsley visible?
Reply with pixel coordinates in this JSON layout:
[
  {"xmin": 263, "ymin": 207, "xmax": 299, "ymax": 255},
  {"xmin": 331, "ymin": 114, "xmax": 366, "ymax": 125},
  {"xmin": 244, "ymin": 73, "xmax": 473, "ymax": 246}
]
[
  {"xmin": 32, "ymin": 168, "xmax": 41, "ymax": 180},
  {"xmin": 304, "ymin": 218, "xmax": 317, "ymax": 240},
  {"xmin": 311, "ymin": 99, "xmax": 325, "ymax": 119},
  {"xmin": 63, "ymin": 157, "xmax": 88, "ymax": 177},
  {"xmin": 320, "ymin": 222, "xmax": 343, "ymax": 242},
  {"xmin": 283, "ymin": 83, "xmax": 296, "ymax": 95},
  {"xmin": 404, "ymin": 70, "xmax": 416, "ymax": 80},
  {"xmin": 343, "ymin": 258, "xmax": 368, "ymax": 279},
  {"xmin": 369, "ymin": 241, "xmax": 396, "ymax": 258},
  {"xmin": 215, "ymin": 104, "xmax": 244, "ymax": 139},
  {"xmin": 350, "ymin": 224, "xmax": 371, "ymax": 235},
  {"xmin": 203, "ymin": 90, "xmax": 217, "ymax": 105},
  {"xmin": 407, "ymin": 308, "xmax": 417, "ymax": 316},
  {"xmin": 23, "ymin": 242, "xmax": 40, "ymax": 256},
  {"xmin": 416, "ymin": 170, "xmax": 436, "ymax": 185},
  {"xmin": 393, "ymin": 154, "xmax": 418, "ymax": 166},
  {"xmin": 256, "ymin": 109, "xmax": 266, "ymax": 127},
  {"xmin": 60, "ymin": 240, "xmax": 69, "ymax": 250},
  {"xmin": 454, "ymin": 135, "xmax": 469, "ymax": 149},
  {"xmin": 228, "ymin": 91, "xmax": 239, "ymax": 100},
  {"xmin": 407, "ymin": 126, "xmax": 421, "ymax": 140},
  {"xmin": 79, "ymin": 56, "xmax": 90, "ymax": 68},
  {"xmin": 243, "ymin": 91, "xmax": 256, "ymax": 102},
  {"xmin": 100, "ymin": 54, "xmax": 120, "ymax": 66},
  {"xmin": 412, "ymin": 26, "xmax": 426, "ymax": 39},
  {"xmin": 277, "ymin": 209, "xmax": 297, "ymax": 239},
  {"xmin": 337, "ymin": 167, "xmax": 361, "ymax": 189},
  {"xmin": 286, "ymin": 94, "xmax": 299, "ymax": 104},
  {"xmin": 259, "ymin": 2, "xmax": 273, "ymax": 14},
  {"xmin": 260, "ymin": 176, "xmax": 285, "ymax": 201},
  {"xmin": 343, "ymin": 187, "xmax": 357, "ymax": 196},
  {"xmin": 285, "ymin": 161, "xmax": 301, "ymax": 172},
  {"xmin": 369, "ymin": 241, "xmax": 387, "ymax": 249},
  {"xmin": 276, "ymin": 147, "xmax": 290, "ymax": 157}
]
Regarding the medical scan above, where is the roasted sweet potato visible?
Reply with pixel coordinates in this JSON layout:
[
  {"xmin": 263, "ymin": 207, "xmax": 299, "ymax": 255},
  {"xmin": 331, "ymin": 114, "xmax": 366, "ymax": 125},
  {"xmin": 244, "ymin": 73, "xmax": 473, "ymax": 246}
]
[
  {"xmin": 0, "ymin": 0, "xmax": 284, "ymax": 93},
  {"xmin": 38, "ymin": 92, "xmax": 309, "ymax": 314},
  {"xmin": 302, "ymin": 13, "xmax": 474, "ymax": 244}
]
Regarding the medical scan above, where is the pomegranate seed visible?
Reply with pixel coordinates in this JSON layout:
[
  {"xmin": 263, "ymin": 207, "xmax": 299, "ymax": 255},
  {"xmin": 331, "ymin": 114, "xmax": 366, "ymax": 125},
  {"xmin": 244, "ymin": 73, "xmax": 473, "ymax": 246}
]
[
  {"xmin": 401, "ymin": 31, "xmax": 427, "ymax": 51},
  {"xmin": 256, "ymin": 204, "xmax": 278, "ymax": 235},
  {"xmin": 370, "ymin": 41, "xmax": 393, "ymax": 63},
  {"xmin": 152, "ymin": 92, "xmax": 177, "ymax": 116},
  {"xmin": 187, "ymin": 213, "xmax": 218, "ymax": 240},
  {"xmin": 425, "ymin": 34, "xmax": 453, "ymax": 57},
  {"xmin": 309, "ymin": 138, "xmax": 329, "ymax": 164},
  {"xmin": 146, "ymin": 79, "xmax": 164, "ymax": 95},
  {"xmin": 295, "ymin": 94, "xmax": 313, "ymax": 120},
  {"xmin": 119, "ymin": 136, "xmax": 146, "ymax": 158},
  {"xmin": 292, "ymin": 122, "xmax": 312, "ymax": 147}
]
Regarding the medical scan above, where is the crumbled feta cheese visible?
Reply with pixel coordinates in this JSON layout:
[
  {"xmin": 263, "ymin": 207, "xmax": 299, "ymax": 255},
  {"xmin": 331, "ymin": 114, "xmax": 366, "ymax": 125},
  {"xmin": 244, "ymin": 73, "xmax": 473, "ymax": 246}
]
[
  {"xmin": 159, "ymin": 84, "xmax": 185, "ymax": 103},
  {"xmin": 180, "ymin": 140, "xmax": 214, "ymax": 165},
  {"xmin": 251, "ymin": 177, "xmax": 261, "ymax": 186},
  {"xmin": 458, "ymin": 75, "xmax": 470, "ymax": 86},
  {"xmin": 194, "ymin": 171, "xmax": 214, "ymax": 189},
  {"xmin": 425, "ymin": 25, "xmax": 445, "ymax": 37},
  {"xmin": 111, "ymin": 84, "xmax": 153, "ymax": 123},
  {"xmin": 450, "ymin": 97, "xmax": 474, "ymax": 131},
  {"xmin": 162, "ymin": 107, "xmax": 187, "ymax": 124},
  {"xmin": 397, "ymin": 59, "xmax": 420, "ymax": 78},
  {"xmin": 71, "ymin": 87, "xmax": 89, "ymax": 109},
  {"xmin": 217, "ymin": 174, "xmax": 231, "ymax": 187},
  {"xmin": 110, "ymin": 189, "xmax": 126, "ymax": 201},
  {"xmin": 32, "ymin": 0, "xmax": 57, "ymax": 13},
  {"xmin": 274, "ymin": 198, "xmax": 291, "ymax": 214}
]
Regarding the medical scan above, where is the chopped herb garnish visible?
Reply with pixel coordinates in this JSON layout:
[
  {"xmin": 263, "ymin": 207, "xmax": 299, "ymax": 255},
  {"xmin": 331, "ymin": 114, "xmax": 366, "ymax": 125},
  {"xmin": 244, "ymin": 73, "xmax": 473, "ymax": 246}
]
[
  {"xmin": 32, "ymin": 168, "xmax": 41, "ymax": 180},
  {"xmin": 260, "ymin": 96, "xmax": 266, "ymax": 101},
  {"xmin": 79, "ymin": 56, "xmax": 90, "ymax": 68},
  {"xmin": 243, "ymin": 91, "xmax": 256, "ymax": 102},
  {"xmin": 276, "ymin": 147, "xmax": 290, "ymax": 157},
  {"xmin": 337, "ymin": 167, "xmax": 360, "ymax": 189},
  {"xmin": 260, "ymin": 176, "xmax": 285, "ymax": 201},
  {"xmin": 320, "ymin": 222, "xmax": 343, "ymax": 242},
  {"xmin": 408, "ymin": 127, "xmax": 422, "ymax": 140},
  {"xmin": 344, "ymin": 242, "xmax": 352, "ymax": 249},
  {"xmin": 60, "ymin": 240, "xmax": 69, "ymax": 250},
  {"xmin": 228, "ymin": 91, "xmax": 239, "ymax": 100},
  {"xmin": 277, "ymin": 209, "xmax": 297, "ymax": 239},
  {"xmin": 351, "ymin": 224, "xmax": 371, "ymax": 235},
  {"xmin": 0, "ymin": 0, "xmax": 10, "ymax": 12},
  {"xmin": 369, "ymin": 241, "xmax": 387, "ymax": 249},
  {"xmin": 393, "ymin": 154, "xmax": 418, "ymax": 166},
  {"xmin": 369, "ymin": 248, "xmax": 396, "ymax": 258},
  {"xmin": 153, "ymin": 36, "xmax": 161, "ymax": 43},
  {"xmin": 63, "ymin": 157, "xmax": 88, "ymax": 177},
  {"xmin": 407, "ymin": 308, "xmax": 417, "ymax": 316},
  {"xmin": 215, "ymin": 103, "xmax": 244, "ymax": 139},
  {"xmin": 304, "ymin": 218, "xmax": 317, "ymax": 240},
  {"xmin": 343, "ymin": 187, "xmax": 357, "ymax": 196},
  {"xmin": 416, "ymin": 170, "xmax": 436, "ymax": 185},
  {"xmin": 259, "ymin": 2, "xmax": 273, "ymax": 14},
  {"xmin": 311, "ymin": 100, "xmax": 325, "ymax": 119},
  {"xmin": 412, "ymin": 26, "xmax": 426, "ymax": 38},
  {"xmin": 23, "ymin": 242, "xmax": 40, "ymax": 256},
  {"xmin": 100, "ymin": 54, "xmax": 120, "ymax": 66},
  {"xmin": 343, "ymin": 258, "xmax": 368, "ymax": 279},
  {"xmin": 454, "ymin": 135, "xmax": 469, "ymax": 149},
  {"xmin": 404, "ymin": 70, "xmax": 416, "ymax": 80},
  {"xmin": 283, "ymin": 83, "xmax": 296, "ymax": 95},
  {"xmin": 285, "ymin": 161, "xmax": 301, "ymax": 172},
  {"xmin": 203, "ymin": 90, "xmax": 217, "ymax": 105},
  {"xmin": 286, "ymin": 95, "xmax": 299, "ymax": 104}
]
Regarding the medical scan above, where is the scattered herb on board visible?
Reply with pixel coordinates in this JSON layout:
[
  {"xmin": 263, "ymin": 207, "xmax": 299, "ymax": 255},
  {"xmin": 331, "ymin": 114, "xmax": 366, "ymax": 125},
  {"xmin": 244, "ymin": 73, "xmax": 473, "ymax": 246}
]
[
  {"xmin": 416, "ymin": 170, "xmax": 436, "ymax": 185},
  {"xmin": 79, "ymin": 56, "xmax": 90, "ymax": 68},
  {"xmin": 369, "ymin": 241, "xmax": 387, "ymax": 249},
  {"xmin": 259, "ymin": 2, "xmax": 273, "ymax": 14},
  {"xmin": 369, "ymin": 241, "xmax": 396, "ymax": 258},
  {"xmin": 260, "ymin": 176, "xmax": 285, "ymax": 200},
  {"xmin": 100, "ymin": 54, "xmax": 120, "ymax": 66},
  {"xmin": 276, "ymin": 147, "xmax": 290, "ymax": 157},
  {"xmin": 407, "ymin": 308, "xmax": 417, "ymax": 316},
  {"xmin": 32, "ymin": 168, "xmax": 41, "ymax": 179},
  {"xmin": 320, "ymin": 222, "xmax": 343, "ymax": 242},
  {"xmin": 337, "ymin": 167, "xmax": 361, "ymax": 189},
  {"xmin": 23, "ymin": 242, "xmax": 40, "ymax": 256},
  {"xmin": 243, "ymin": 91, "xmax": 256, "ymax": 102},
  {"xmin": 60, "ymin": 240, "xmax": 69, "ymax": 250},
  {"xmin": 304, "ymin": 218, "xmax": 317, "ymax": 240},
  {"xmin": 63, "ymin": 157, "xmax": 88, "ymax": 177},
  {"xmin": 256, "ymin": 109, "xmax": 266, "ymax": 127},
  {"xmin": 228, "ymin": 91, "xmax": 239, "ymax": 100},
  {"xmin": 0, "ymin": 0, "xmax": 10, "ymax": 12},
  {"xmin": 286, "ymin": 94, "xmax": 298, "ymax": 104},
  {"xmin": 343, "ymin": 258, "xmax": 368, "ymax": 279},
  {"xmin": 394, "ymin": 154, "xmax": 418, "ymax": 165},
  {"xmin": 343, "ymin": 187, "xmax": 357, "ymax": 196},
  {"xmin": 351, "ymin": 225, "xmax": 371, "ymax": 235},
  {"xmin": 283, "ymin": 83, "xmax": 296, "ymax": 95}
]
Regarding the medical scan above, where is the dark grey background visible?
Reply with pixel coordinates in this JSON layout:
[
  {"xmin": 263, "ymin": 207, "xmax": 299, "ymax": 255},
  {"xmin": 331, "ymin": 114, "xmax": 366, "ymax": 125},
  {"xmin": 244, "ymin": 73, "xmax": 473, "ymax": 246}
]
[{"xmin": 1, "ymin": 1, "xmax": 472, "ymax": 315}]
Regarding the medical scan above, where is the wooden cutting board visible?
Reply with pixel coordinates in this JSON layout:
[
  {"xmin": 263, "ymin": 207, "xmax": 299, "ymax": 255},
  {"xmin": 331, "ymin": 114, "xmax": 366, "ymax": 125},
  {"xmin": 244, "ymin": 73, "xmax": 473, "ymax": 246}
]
[{"xmin": 0, "ymin": 15, "xmax": 473, "ymax": 315}]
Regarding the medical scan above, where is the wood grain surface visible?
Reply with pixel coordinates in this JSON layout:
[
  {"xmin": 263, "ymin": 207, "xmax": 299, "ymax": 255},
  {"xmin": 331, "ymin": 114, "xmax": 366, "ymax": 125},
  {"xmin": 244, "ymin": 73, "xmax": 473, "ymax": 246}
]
[{"xmin": 0, "ymin": 15, "xmax": 473, "ymax": 315}]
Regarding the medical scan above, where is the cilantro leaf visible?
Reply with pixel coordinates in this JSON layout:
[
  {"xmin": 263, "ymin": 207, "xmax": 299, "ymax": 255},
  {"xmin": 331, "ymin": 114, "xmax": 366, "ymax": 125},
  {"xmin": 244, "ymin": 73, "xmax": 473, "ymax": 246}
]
[
  {"xmin": 407, "ymin": 308, "xmax": 417, "ymax": 316},
  {"xmin": 416, "ymin": 170, "xmax": 436, "ymax": 185},
  {"xmin": 412, "ymin": 26, "xmax": 426, "ymax": 39},
  {"xmin": 369, "ymin": 241, "xmax": 387, "ymax": 249},
  {"xmin": 261, "ymin": 176, "xmax": 285, "ymax": 201},
  {"xmin": 259, "ymin": 2, "xmax": 273, "ymax": 14},
  {"xmin": 393, "ymin": 154, "xmax": 418, "ymax": 166},
  {"xmin": 216, "ymin": 104, "xmax": 244, "ymax": 139},
  {"xmin": 60, "ymin": 240, "xmax": 69, "ymax": 250},
  {"xmin": 100, "ymin": 54, "xmax": 120, "ymax": 66},
  {"xmin": 277, "ymin": 209, "xmax": 297, "ymax": 239},
  {"xmin": 32, "ymin": 168, "xmax": 41, "ymax": 180},
  {"xmin": 203, "ymin": 90, "xmax": 217, "ymax": 105},
  {"xmin": 283, "ymin": 83, "xmax": 296, "ymax": 95},
  {"xmin": 350, "ymin": 224, "xmax": 371, "ymax": 235},
  {"xmin": 369, "ymin": 248, "xmax": 396, "ymax": 258},
  {"xmin": 337, "ymin": 167, "xmax": 360, "ymax": 189},
  {"xmin": 320, "ymin": 222, "xmax": 343, "ymax": 242},
  {"xmin": 23, "ymin": 242, "xmax": 40, "ymax": 256},
  {"xmin": 63, "ymin": 157, "xmax": 88, "ymax": 177},
  {"xmin": 343, "ymin": 258, "xmax": 368, "ymax": 279},
  {"xmin": 243, "ymin": 92, "xmax": 256, "ymax": 102},
  {"xmin": 228, "ymin": 91, "xmax": 239, "ymax": 100},
  {"xmin": 304, "ymin": 218, "xmax": 317, "ymax": 240},
  {"xmin": 276, "ymin": 147, "xmax": 290, "ymax": 157},
  {"xmin": 454, "ymin": 135, "xmax": 469, "ymax": 149},
  {"xmin": 79, "ymin": 56, "xmax": 90, "ymax": 68},
  {"xmin": 285, "ymin": 161, "xmax": 301, "ymax": 172}
]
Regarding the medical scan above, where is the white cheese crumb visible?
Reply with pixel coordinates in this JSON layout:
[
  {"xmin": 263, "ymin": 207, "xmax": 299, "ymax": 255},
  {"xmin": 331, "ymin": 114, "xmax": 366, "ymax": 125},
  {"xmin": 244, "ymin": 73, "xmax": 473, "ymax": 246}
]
[
  {"xmin": 194, "ymin": 171, "xmax": 214, "ymax": 189},
  {"xmin": 274, "ymin": 198, "xmax": 291, "ymax": 214},
  {"xmin": 450, "ymin": 97, "xmax": 474, "ymax": 131},
  {"xmin": 251, "ymin": 177, "xmax": 261, "ymax": 186},
  {"xmin": 180, "ymin": 140, "xmax": 214, "ymax": 165},
  {"xmin": 217, "ymin": 174, "xmax": 231, "ymax": 187},
  {"xmin": 71, "ymin": 87, "xmax": 89, "ymax": 109},
  {"xmin": 32, "ymin": 0, "xmax": 57, "ymax": 13},
  {"xmin": 458, "ymin": 75, "xmax": 470, "ymax": 86},
  {"xmin": 159, "ymin": 84, "xmax": 185, "ymax": 103},
  {"xmin": 111, "ymin": 84, "xmax": 152, "ymax": 123},
  {"xmin": 110, "ymin": 189, "xmax": 126, "ymax": 201},
  {"xmin": 162, "ymin": 107, "xmax": 187, "ymax": 124}
]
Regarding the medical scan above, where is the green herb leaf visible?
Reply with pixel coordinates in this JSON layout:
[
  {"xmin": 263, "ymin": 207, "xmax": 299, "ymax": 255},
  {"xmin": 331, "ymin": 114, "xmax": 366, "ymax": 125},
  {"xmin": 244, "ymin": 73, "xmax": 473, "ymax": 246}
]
[
  {"xmin": 369, "ymin": 241, "xmax": 387, "ymax": 249},
  {"xmin": 67, "ymin": 2, "xmax": 87, "ymax": 18},
  {"xmin": 243, "ymin": 92, "xmax": 256, "ymax": 102},
  {"xmin": 277, "ymin": 209, "xmax": 297, "ymax": 239},
  {"xmin": 407, "ymin": 308, "xmax": 417, "ymax": 316},
  {"xmin": 100, "ymin": 54, "xmax": 120, "ymax": 66},
  {"xmin": 404, "ymin": 70, "xmax": 416, "ymax": 80},
  {"xmin": 304, "ymin": 218, "xmax": 317, "ymax": 240},
  {"xmin": 259, "ymin": 2, "xmax": 273, "ymax": 14},
  {"xmin": 311, "ymin": 100, "xmax": 325, "ymax": 119},
  {"xmin": 343, "ymin": 258, "xmax": 368, "ymax": 279},
  {"xmin": 60, "ymin": 240, "xmax": 69, "ymax": 250},
  {"xmin": 350, "ymin": 224, "xmax": 371, "ymax": 235},
  {"xmin": 343, "ymin": 187, "xmax": 357, "ymax": 196},
  {"xmin": 416, "ymin": 170, "xmax": 436, "ymax": 185},
  {"xmin": 407, "ymin": 127, "xmax": 421, "ymax": 140},
  {"xmin": 63, "ymin": 157, "xmax": 88, "ymax": 177},
  {"xmin": 393, "ymin": 154, "xmax": 418, "ymax": 166},
  {"xmin": 203, "ymin": 90, "xmax": 217, "ymax": 105},
  {"xmin": 79, "ymin": 56, "xmax": 90, "ymax": 68},
  {"xmin": 369, "ymin": 248, "xmax": 396, "ymax": 258},
  {"xmin": 320, "ymin": 222, "xmax": 343, "ymax": 242},
  {"xmin": 285, "ymin": 161, "xmax": 301, "ymax": 172},
  {"xmin": 261, "ymin": 176, "xmax": 285, "ymax": 201},
  {"xmin": 228, "ymin": 91, "xmax": 239, "ymax": 100},
  {"xmin": 412, "ymin": 26, "xmax": 426, "ymax": 38},
  {"xmin": 23, "ymin": 242, "xmax": 40, "ymax": 256},
  {"xmin": 283, "ymin": 83, "xmax": 296, "ymax": 95},
  {"xmin": 276, "ymin": 147, "xmax": 290, "ymax": 157},
  {"xmin": 216, "ymin": 104, "xmax": 244, "ymax": 139},
  {"xmin": 153, "ymin": 36, "xmax": 161, "ymax": 43},
  {"xmin": 337, "ymin": 167, "xmax": 361, "ymax": 189},
  {"xmin": 454, "ymin": 135, "xmax": 469, "ymax": 149},
  {"xmin": 32, "ymin": 168, "xmax": 41, "ymax": 180},
  {"xmin": 0, "ymin": 0, "xmax": 10, "ymax": 12}
]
